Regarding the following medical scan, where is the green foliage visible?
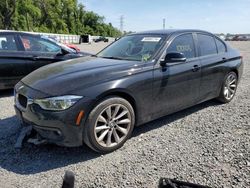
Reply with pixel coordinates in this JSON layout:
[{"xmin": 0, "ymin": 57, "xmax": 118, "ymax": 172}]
[{"xmin": 0, "ymin": 0, "xmax": 122, "ymax": 37}]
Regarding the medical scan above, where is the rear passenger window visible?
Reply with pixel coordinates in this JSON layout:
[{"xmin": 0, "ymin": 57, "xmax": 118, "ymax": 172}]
[
  {"xmin": 215, "ymin": 38, "xmax": 226, "ymax": 53},
  {"xmin": 0, "ymin": 35, "xmax": 17, "ymax": 51},
  {"xmin": 167, "ymin": 34, "xmax": 195, "ymax": 59},
  {"xmin": 197, "ymin": 34, "xmax": 217, "ymax": 56}
]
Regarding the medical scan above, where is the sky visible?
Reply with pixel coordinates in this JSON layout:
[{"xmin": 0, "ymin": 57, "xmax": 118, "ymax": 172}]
[{"xmin": 80, "ymin": 0, "xmax": 250, "ymax": 34}]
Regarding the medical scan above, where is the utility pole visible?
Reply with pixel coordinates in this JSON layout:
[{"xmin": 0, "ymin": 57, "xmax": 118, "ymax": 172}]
[
  {"xmin": 120, "ymin": 15, "xmax": 124, "ymax": 33},
  {"xmin": 163, "ymin": 18, "xmax": 166, "ymax": 30}
]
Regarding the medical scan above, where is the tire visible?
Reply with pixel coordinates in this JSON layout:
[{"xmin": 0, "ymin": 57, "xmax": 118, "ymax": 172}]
[
  {"xmin": 216, "ymin": 71, "xmax": 238, "ymax": 103},
  {"xmin": 83, "ymin": 96, "xmax": 135, "ymax": 153}
]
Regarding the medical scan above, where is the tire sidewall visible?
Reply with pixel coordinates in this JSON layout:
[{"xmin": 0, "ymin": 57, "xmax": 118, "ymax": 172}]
[{"xmin": 84, "ymin": 96, "xmax": 135, "ymax": 153}]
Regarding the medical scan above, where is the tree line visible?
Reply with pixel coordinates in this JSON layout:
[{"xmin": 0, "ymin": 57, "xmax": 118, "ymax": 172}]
[{"xmin": 0, "ymin": 0, "xmax": 122, "ymax": 37}]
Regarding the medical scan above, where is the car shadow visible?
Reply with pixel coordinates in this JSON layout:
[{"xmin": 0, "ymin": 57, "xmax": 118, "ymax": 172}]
[
  {"xmin": 0, "ymin": 89, "xmax": 14, "ymax": 98},
  {"xmin": 0, "ymin": 100, "xmax": 222, "ymax": 175}
]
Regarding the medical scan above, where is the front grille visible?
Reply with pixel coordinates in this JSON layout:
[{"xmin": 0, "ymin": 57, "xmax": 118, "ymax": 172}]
[{"xmin": 18, "ymin": 94, "xmax": 28, "ymax": 108}]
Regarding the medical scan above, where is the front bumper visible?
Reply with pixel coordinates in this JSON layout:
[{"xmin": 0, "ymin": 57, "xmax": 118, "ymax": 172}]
[{"xmin": 14, "ymin": 82, "xmax": 94, "ymax": 147}]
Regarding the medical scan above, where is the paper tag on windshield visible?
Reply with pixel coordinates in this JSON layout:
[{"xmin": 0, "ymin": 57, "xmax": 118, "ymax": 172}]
[{"xmin": 141, "ymin": 37, "xmax": 161, "ymax": 42}]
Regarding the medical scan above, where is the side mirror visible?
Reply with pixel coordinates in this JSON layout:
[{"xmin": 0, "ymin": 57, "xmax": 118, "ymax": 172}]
[
  {"xmin": 57, "ymin": 48, "xmax": 69, "ymax": 56},
  {"xmin": 160, "ymin": 52, "xmax": 186, "ymax": 66}
]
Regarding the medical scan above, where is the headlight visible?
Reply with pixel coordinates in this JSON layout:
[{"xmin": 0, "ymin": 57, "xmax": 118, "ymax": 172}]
[{"xmin": 34, "ymin": 95, "xmax": 82, "ymax": 111}]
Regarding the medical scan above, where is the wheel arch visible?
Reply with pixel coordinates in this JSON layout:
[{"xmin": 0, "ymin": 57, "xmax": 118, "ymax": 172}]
[
  {"xmin": 220, "ymin": 68, "xmax": 239, "ymax": 89},
  {"xmin": 83, "ymin": 89, "xmax": 137, "ymax": 153},
  {"xmin": 230, "ymin": 68, "xmax": 238, "ymax": 78},
  {"xmin": 94, "ymin": 89, "xmax": 138, "ymax": 122}
]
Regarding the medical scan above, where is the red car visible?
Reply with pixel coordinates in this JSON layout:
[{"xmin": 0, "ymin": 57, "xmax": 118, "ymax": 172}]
[{"xmin": 65, "ymin": 43, "xmax": 80, "ymax": 52}]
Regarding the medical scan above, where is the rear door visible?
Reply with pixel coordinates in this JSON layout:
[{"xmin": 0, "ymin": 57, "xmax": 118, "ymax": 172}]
[
  {"xmin": 18, "ymin": 34, "xmax": 65, "ymax": 72},
  {"xmin": 153, "ymin": 33, "xmax": 201, "ymax": 118},
  {"xmin": 0, "ymin": 33, "xmax": 32, "ymax": 88},
  {"xmin": 196, "ymin": 33, "xmax": 227, "ymax": 101}
]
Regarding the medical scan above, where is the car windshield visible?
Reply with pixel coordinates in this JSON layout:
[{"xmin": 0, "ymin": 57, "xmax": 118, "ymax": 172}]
[{"xmin": 97, "ymin": 34, "xmax": 166, "ymax": 61}]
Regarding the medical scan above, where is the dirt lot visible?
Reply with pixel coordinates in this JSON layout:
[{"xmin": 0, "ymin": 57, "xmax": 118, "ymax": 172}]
[{"xmin": 0, "ymin": 42, "xmax": 249, "ymax": 188}]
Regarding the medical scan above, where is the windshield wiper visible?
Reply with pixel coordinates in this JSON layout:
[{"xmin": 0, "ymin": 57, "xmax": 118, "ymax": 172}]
[
  {"xmin": 100, "ymin": 56, "xmax": 124, "ymax": 60},
  {"xmin": 96, "ymin": 55, "xmax": 139, "ymax": 61}
]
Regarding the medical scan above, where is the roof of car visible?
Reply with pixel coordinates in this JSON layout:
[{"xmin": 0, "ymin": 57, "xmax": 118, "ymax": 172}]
[
  {"xmin": 0, "ymin": 30, "xmax": 40, "ymax": 36},
  {"xmin": 132, "ymin": 29, "xmax": 213, "ymax": 35},
  {"xmin": 1, "ymin": 29, "xmax": 214, "ymax": 38}
]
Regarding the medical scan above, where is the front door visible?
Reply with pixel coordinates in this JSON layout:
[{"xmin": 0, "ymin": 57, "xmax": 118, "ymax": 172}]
[
  {"xmin": 0, "ymin": 33, "xmax": 32, "ymax": 88},
  {"xmin": 18, "ymin": 34, "xmax": 64, "ymax": 73},
  {"xmin": 152, "ymin": 33, "xmax": 201, "ymax": 118}
]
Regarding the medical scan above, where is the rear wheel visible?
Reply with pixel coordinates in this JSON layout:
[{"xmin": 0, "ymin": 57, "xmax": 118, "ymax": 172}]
[
  {"xmin": 83, "ymin": 96, "xmax": 135, "ymax": 153},
  {"xmin": 217, "ymin": 72, "xmax": 238, "ymax": 103}
]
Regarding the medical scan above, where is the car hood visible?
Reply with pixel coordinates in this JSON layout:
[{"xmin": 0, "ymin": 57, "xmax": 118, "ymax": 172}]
[{"xmin": 21, "ymin": 56, "xmax": 140, "ymax": 96}]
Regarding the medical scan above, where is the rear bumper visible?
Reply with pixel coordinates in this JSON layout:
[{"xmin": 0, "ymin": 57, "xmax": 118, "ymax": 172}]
[{"xmin": 238, "ymin": 58, "xmax": 244, "ymax": 82}]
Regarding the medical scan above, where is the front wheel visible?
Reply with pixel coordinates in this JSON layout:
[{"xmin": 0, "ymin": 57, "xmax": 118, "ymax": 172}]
[
  {"xmin": 83, "ymin": 97, "xmax": 135, "ymax": 153},
  {"xmin": 216, "ymin": 72, "xmax": 238, "ymax": 103}
]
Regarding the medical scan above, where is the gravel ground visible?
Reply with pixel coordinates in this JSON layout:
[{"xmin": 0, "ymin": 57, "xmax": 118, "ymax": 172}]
[
  {"xmin": 76, "ymin": 41, "xmax": 112, "ymax": 54},
  {"xmin": 0, "ymin": 42, "xmax": 249, "ymax": 188}
]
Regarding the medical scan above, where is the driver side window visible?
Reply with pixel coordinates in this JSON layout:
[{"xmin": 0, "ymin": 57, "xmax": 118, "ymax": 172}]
[
  {"xmin": 167, "ymin": 34, "xmax": 195, "ymax": 59},
  {"xmin": 20, "ymin": 35, "xmax": 61, "ymax": 53}
]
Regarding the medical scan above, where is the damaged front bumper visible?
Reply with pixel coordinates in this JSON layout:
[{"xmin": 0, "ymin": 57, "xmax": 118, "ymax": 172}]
[
  {"xmin": 14, "ymin": 104, "xmax": 84, "ymax": 147},
  {"xmin": 14, "ymin": 82, "xmax": 92, "ymax": 147}
]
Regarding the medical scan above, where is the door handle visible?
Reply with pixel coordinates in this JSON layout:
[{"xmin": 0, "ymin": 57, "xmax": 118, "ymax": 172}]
[
  {"xmin": 192, "ymin": 65, "xmax": 200, "ymax": 72},
  {"xmin": 222, "ymin": 57, "xmax": 227, "ymax": 62}
]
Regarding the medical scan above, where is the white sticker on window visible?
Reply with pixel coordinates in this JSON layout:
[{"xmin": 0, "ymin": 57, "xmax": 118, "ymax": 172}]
[{"xmin": 141, "ymin": 37, "xmax": 161, "ymax": 42}]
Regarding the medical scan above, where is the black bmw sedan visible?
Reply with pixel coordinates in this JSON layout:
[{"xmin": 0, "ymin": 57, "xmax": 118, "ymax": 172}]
[
  {"xmin": 14, "ymin": 29, "xmax": 243, "ymax": 153},
  {"xmin": 0, "ymin": 31, "xmax": 89, "ymax": 90}
]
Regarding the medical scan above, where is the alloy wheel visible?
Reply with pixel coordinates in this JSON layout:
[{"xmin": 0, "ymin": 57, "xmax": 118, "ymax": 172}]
[
  {"xmin": 94, "ymin": 104, "xmax": 132, "ymax": 148},
  {"xmin": 224, "ymin": 73, "xmax": 237, "ymax": 100}
]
